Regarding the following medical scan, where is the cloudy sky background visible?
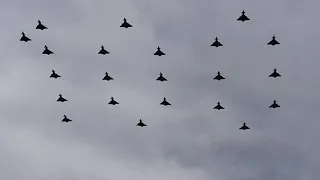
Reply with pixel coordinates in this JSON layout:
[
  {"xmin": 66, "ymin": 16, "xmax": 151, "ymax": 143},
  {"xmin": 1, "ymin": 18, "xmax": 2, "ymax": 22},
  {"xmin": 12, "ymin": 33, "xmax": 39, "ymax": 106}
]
[{"xmin": 0, "ymin": 0, "xmax": 320, "ymax": 179}]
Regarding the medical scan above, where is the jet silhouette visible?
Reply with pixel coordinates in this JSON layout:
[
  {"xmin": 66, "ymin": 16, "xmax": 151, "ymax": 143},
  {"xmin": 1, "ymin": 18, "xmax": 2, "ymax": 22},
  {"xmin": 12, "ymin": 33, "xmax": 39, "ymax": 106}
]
[
  {"xmin": 267, "ymin": 36, "xmax": 280, "ymax": 46},
  {"xmin": 136, "ymin": 119, "xmax": 147, "ymax": 127},
  {"xmin": 213, "ymin": 71, "xmax": 225, "ymax": 80},
  {"xmin": 269, "ymin": 100, "xmax": 280, "ymax": 108},
  {"xmin": 237, "ymin": 10, "xmax": 250, "ymax": 22},
  {"xmin": 269, "ymin": 68, "xmax": 281, "ymax": 78},
  {"xmin": 108, "ymin": 97, "xmax": 119, "ymax": 105},
  {"xmin": 120, "ymin": 18, "xmax": 132, "ymax": 28},
  {"xmin": 239, "ymin": 122, "xmax": 250, "ymax": 130},
  {"xmin": 98, "ymin": 45, "xmax": 110, "ymax": 55},
  {"xmin": 211, "ymin": 37, "xmax": 223, "ymax": 47},
  {"xmin": 154, "ymin": 46, "xmax": 166, "ymax": 56},
  {"xmin": 213, "ymin": 102, "xmax": 224, "ymax": 110},
  {"xmin": 156, "ymin": 72, "xmax": 167, "ymax": 82},
  {"xmin": 160, "ymin": 97, "xmax": 171, "ymax": 106},
  {"xmin": 57, "ymin": 94, "xmax": 67, "ymax": 102},
  {"xmin": 62, "ymin": 115, "xmax": 72, "ymax": 122},
  {"xmin": 20, "ymin": 32, "xmax": 31, "ymax": 42},
  {"xmin": 36, "ymin": 20, "xmax": 47, "ymax": 30},
  {"xmin": 103, "ymin": 72, "xmax": 114, "ymax": 81},
  {"xmin": 50, "ymin": 69, "xmax": 61, "ymax": 78},
  {"xmin": 42, "ymin": 45, "xmax": 53, "ymax": 55}
]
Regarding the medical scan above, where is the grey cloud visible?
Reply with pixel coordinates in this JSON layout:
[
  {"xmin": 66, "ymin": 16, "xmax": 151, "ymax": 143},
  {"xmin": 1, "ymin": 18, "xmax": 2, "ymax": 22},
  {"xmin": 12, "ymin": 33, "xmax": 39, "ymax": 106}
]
[{"xmin": 1, "ymin": 0, "xmax": 320, "ymax": 179}]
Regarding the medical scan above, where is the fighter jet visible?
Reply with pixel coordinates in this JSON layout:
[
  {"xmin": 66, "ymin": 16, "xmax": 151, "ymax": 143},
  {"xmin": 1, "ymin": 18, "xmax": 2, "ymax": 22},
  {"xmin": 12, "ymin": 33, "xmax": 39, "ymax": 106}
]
[
  {"xmin": 269, "ymin": 68, "xmax": 281, "ymax": 78},
  {"xmin": 50, "ymin": 69, "xmax": 61, "ymax": 78},
  {"xmin": 210, "ymin": 37, "xmax": 223, "ymax": 47},
  {"xmin": 42, "ymin": 45, "xmax": 53, "ymax": 55},
  {"xmin": 57, "ymin": 94, "xmax": 67, "ymax": 102},
  {"xmin": 237, "ymin": 10, "xmax": 250, "ymax": 22},
  {"xmin": 239, "ymin": 122, "xmax": 250, "ymax": 130},
  {"xmin": 267, "ymin": 36, "xmax": 280, "ymax": 46},
  {"xmin": 269, "ymin": 100, "xmax": 280, "ymax": 108},
  {"xmin": 108, "ymin": 97, "xmax": 119, "ymax": 105},
  {"xmin": 154, "ymin": 46, "xmax": 166, "ymax": 56},
  {"xmin": 136, "ymin": 119, "xmax": 147, "ymax": 127},
  {"xmin": 213, "ymin": 102, "xmax": 224, "ymax": 110},
  {"xmin": 20, "ymin": 32, "xmax": 31, "ymax": 42},
  {"xmin": 156, "ymin": 72, "xmax": 167, "ymax": 82},
  {"xmin": 213, "ymin": 71, "xmax": 225, "ymax": 80},
  {"xmin": 103, "ymin": 72, "xmax": 114, "ymax": 81},
  {"xmin": 120, "ymin": 18, "xmax": 132, "ymax": 28},
  {"xmin": 98, "ymin": 45, "xmax": 109, "ymax": 55},
  {"xmin": 160, "ymin": 97, "xmax": 171, "ymax": 106},
  {"xmin": 62, "ymin": 115, "xmax": 72, "ymax": 122},
  {"xmin": 36, "ymin": 20, "xmax": 47, "ymax": 30}
]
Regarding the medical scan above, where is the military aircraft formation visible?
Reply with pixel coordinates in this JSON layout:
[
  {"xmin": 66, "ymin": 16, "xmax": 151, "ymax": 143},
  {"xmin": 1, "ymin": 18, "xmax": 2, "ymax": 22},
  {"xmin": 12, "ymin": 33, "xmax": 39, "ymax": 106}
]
[{"xmin": 20, "ymin": 11, "xmax": 281, "ymax": 130}]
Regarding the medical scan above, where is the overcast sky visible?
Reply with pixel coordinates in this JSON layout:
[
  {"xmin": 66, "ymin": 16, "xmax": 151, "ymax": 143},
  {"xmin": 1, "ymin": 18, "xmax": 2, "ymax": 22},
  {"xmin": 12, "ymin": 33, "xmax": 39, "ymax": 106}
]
[{"xmin": 0, "ymin": 0, "xmax": 320, "ymax": 179}]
